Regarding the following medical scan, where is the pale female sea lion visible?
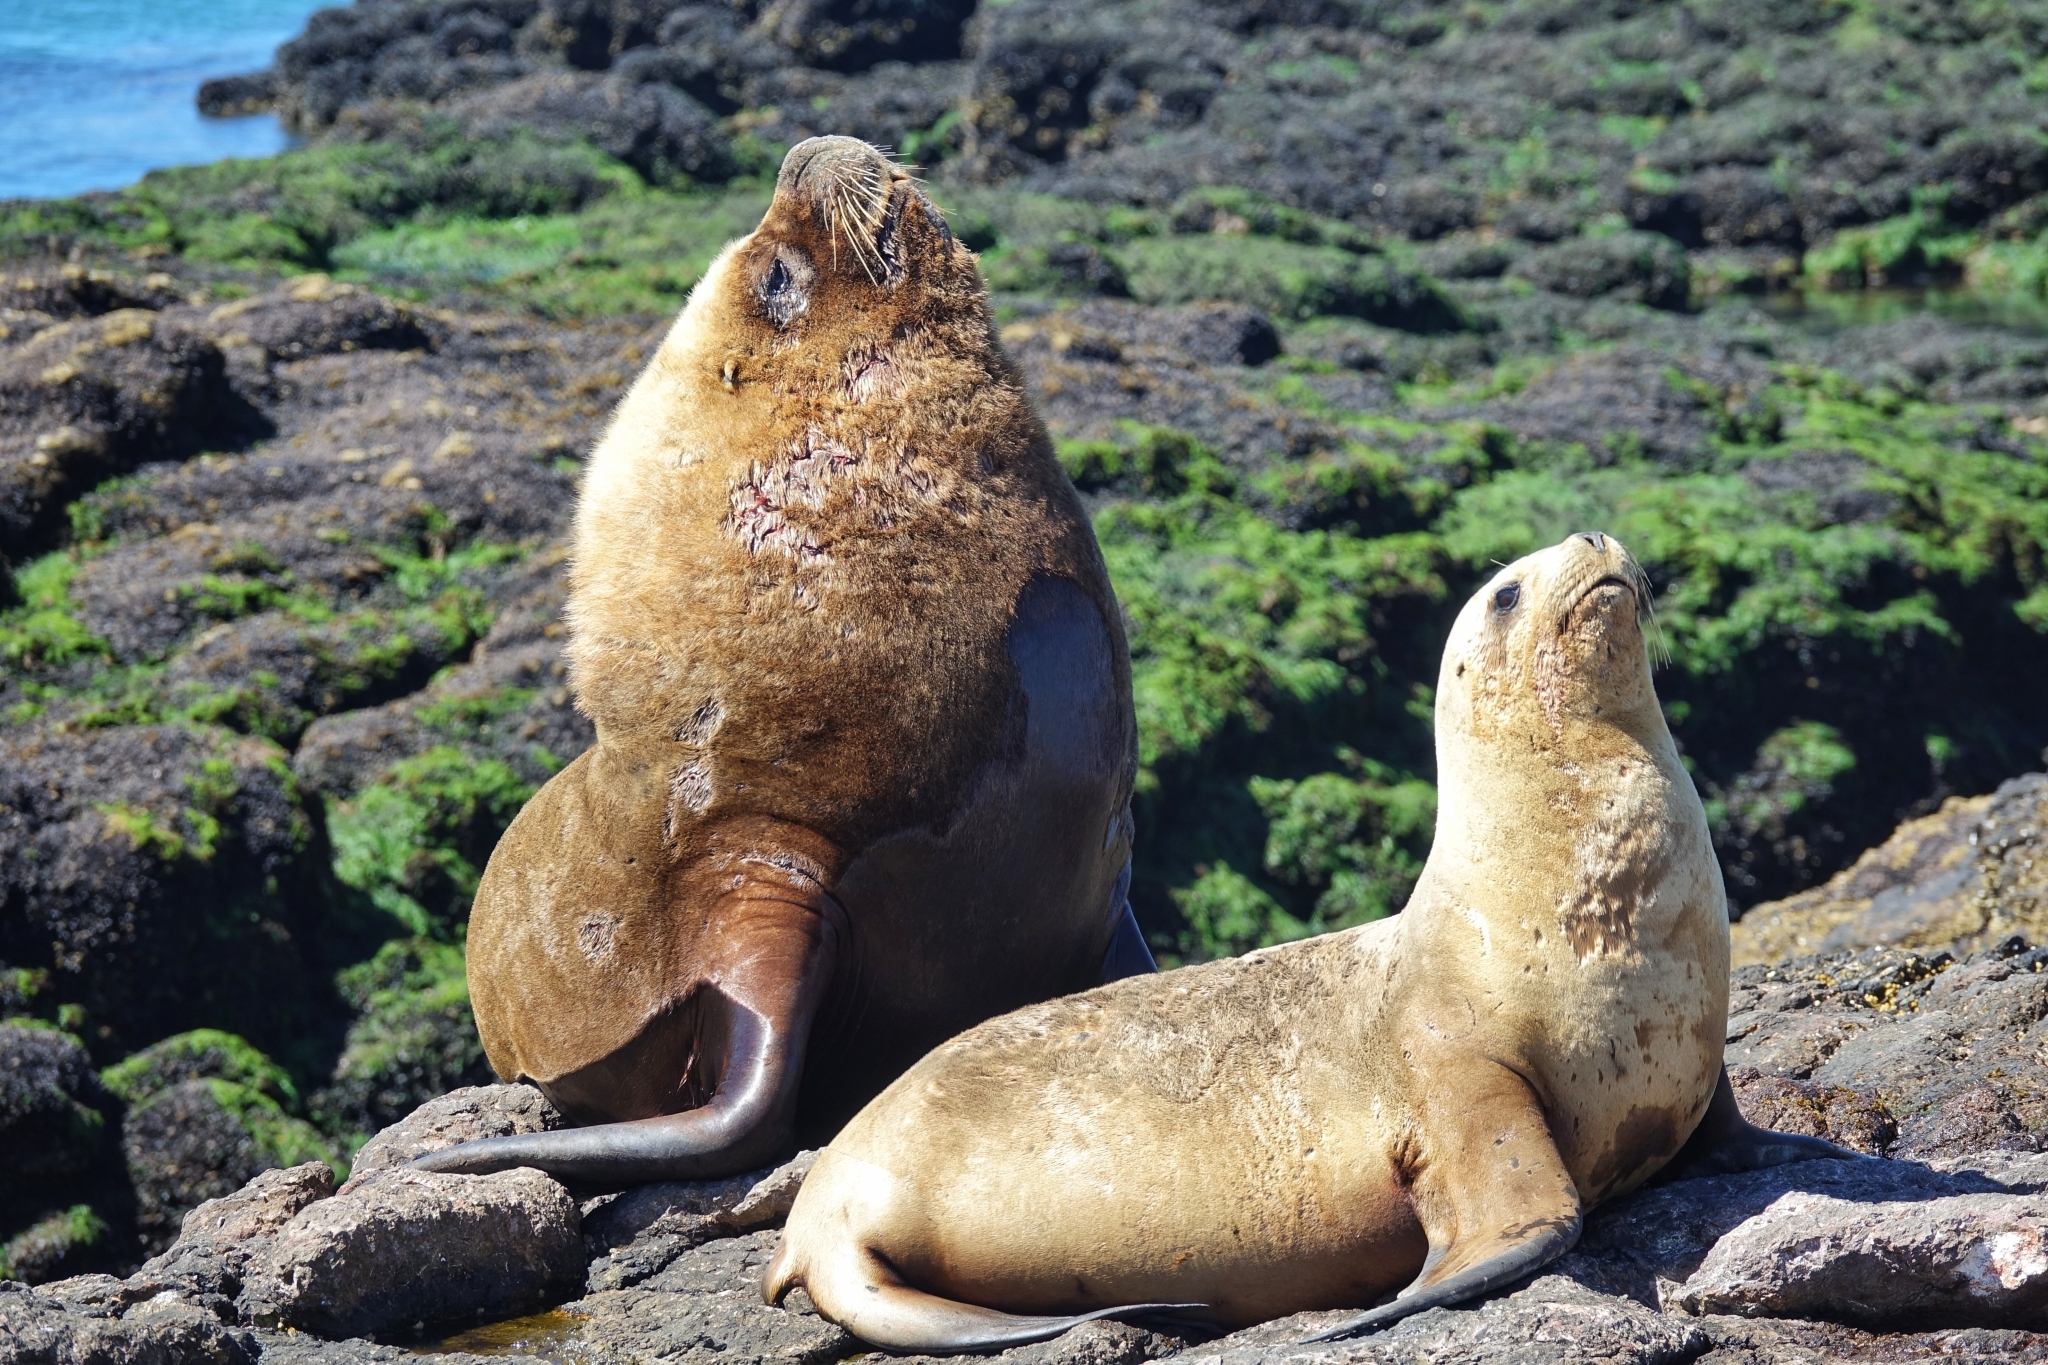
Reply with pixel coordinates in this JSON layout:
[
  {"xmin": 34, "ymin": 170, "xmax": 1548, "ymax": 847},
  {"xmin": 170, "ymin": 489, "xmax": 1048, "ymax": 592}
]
[
  {"xmin": 412, "ymin": 137, "xmax": 1152, "ymax": 1185},
  {"xmin": 765, "ymin": 530, "xmax": 1853, "ymax": 1351}
]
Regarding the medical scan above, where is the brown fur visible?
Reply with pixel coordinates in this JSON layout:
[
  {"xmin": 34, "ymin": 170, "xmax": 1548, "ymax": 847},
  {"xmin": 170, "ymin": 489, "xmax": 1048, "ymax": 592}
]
[
  {"xmin": 767, "ymin": 533, "xmax": 1730, "ymax": 1342},
  {"xmin": 465, "ymin": 138, "xmax": 1137, "ymax": 1146}
]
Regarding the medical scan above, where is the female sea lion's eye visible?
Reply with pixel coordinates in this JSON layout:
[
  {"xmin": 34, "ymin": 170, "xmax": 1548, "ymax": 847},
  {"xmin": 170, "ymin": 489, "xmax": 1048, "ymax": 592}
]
[
  {"xmin": 1493, "ymin": 583, "xmax": 1520, "ymax": 613},
  {"xmin": 765, "ymin": 258, "xmax": 790, "ymax": 295}
]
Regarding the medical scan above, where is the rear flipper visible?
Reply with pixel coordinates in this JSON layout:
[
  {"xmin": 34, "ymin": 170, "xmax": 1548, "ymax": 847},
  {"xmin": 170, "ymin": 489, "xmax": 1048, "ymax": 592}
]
[
  {"xmin": 767, "ymin": 1237, "xmax": 1200, "ymax": 1356},
  {"xmin": 409, "ymin": 885, "xmax": 839, "ymax": 1188},
  {"xmin": 1303, "ymin": 1063, "xmax": 1583, "ymax": 1344},
  {"xmin": 1655, "ymin": 1064, "xmax": 1868, "ymax": 1184}
]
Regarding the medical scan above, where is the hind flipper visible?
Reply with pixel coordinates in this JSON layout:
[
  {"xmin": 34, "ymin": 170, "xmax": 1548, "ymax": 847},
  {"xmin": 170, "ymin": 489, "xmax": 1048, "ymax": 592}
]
[
  {"xmin": 768, "ymin": 1233, "xmax": 1198, "ymax": 1355},
  {"xmin": 1303, "ymin": 1063, "xmax": 1582, "ymax": 1344},
  {"xmin": 411, "ymin": 885, "xmax": 838, "ymax": 1187},
  {"xmin": 1655, "ymin": 1065, "xmax": 1868, "ymax": 1183}
]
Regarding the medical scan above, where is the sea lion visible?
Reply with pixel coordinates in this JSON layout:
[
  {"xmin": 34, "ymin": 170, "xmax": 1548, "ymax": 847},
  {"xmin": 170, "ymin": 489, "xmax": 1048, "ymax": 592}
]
[
  {"xmin": 411, "ymin": 136, "xmax": 1151, "ymax": 1186},
  {"xmin": 765, "ymin": 530, "xmax": 1854, "ymax": 1351}
]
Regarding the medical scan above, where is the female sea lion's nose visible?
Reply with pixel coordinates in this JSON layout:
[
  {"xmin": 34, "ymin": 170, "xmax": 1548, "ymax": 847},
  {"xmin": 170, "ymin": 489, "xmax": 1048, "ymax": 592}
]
[{"xmin": 1577, "ymin": 531, "xmax": 1608, "ymax": 553}]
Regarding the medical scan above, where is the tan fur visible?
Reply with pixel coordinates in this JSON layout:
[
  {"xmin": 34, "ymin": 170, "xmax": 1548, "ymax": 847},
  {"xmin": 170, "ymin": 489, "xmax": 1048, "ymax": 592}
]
[
  {"xmin": 465, "ymin": 139, "xmax": 1136, "ymax": 1141},
  {"xmin": 768, "ymin": 533, "xmax": 1728, "ymax": 1333}
]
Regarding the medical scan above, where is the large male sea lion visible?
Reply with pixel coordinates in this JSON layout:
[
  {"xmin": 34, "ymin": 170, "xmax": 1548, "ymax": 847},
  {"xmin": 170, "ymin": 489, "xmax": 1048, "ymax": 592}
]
[
  {"xmin": 766, "ymin": 530, "xmax": 1853, "ymax": 1350},
  {"xmin": 413, "ymin": 137, "xmax": 1152, "ymax": 1185}
]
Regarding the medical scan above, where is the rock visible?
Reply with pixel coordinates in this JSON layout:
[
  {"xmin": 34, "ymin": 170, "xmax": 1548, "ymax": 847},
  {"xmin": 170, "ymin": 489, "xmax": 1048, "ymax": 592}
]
[
  {"xmin": 1734, "ymin": 774, "xmax": 2048, "ymax": 965},
  {"xmin": 450, "ymin": 69, "xmax": 732, "ymax": 182},
  {"xmin": 239, "ymin": 1167, "xmax": 582, "ymax": 1338},
  {"xmin": 583, "ymin": 1149, "xmax": 816, "ymax": 1290},
  {"xmin": 1895, "ymin": 1085, "xmax": 2044, "ymax": 1160},
  {"xmin": 0, "ymin": 310, "xmax": 247, "ymax": 556},
  {"xmin": 339, "ymin": 1083, "xmax": 564, "ymax": 1189},
  {"xmin": 1507, "ymin": 231, "xmax": 1691, "ymax": 309},
  {"xmin": 1176, "ymin": 1276, "xmax": 1706, "ymax": 1365},
  {"xmin": 0, "ymin": 1278, "xmax": 261, "ymax": 1365},
  {"xmin": 171, "ymin": 1162, "xmax": 336, "ymax": 1249},
  {"xmin": 0, "ymin": 1023, "xmax": 124, "ymax": 1283},
  {"xmin": 101, "ymin": 1030, "xmax": 299, "ymax": 1111},
  {"xmin": 122, "ymin": 1079, "xmax": 337, "ymax": 1257},
  {"xmin": 1675, "ymin": 1188, "xmax": 2048, "ymax": 1328},
  {"xmin": 550, "ymin": 1230, "xmax": 854, "ymax": 1365},
  {"xmin": 203, "ymin": 278, "xmax": 431, "ymax": 363},
  {"xmin": 1551, "ymin": 1148, "xmax": 2030, "ymax": 1307},
  {"xmin": 0, "ymin": 724, "xmax": 320, "ymax": 1058},
  {"xmin": 888, "ymin": 1317, "xmax": 1193, "ymax": 1365}
]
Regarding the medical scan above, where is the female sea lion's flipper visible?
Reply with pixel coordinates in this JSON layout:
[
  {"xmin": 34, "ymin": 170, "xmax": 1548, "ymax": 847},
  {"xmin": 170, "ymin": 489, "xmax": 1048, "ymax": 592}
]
[
  {"xmin": 1655, "ymin": 1064, "xmax": 1867, "ymax": 1183},
  {"xmin": 767, "ymin": 1237, "xmax": 1199, "ymax": 1355},
  {"xmin": 1303, "ymin": 1069, "xmax": 1583, "ymax": 1343},
  {"xmin": 411, "ymin": 886, "xmax": 840, "ymax": 1186}
]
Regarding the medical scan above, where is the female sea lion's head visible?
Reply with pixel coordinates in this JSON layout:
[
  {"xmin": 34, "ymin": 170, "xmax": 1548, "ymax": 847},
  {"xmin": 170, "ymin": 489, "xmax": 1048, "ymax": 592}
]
[
  {"xmin": 1437, "ymin": 531, "xmax": 1661, "ymax": 743},
  {"xmin": 687, "ymin": 136, "xmax": 986, "ymax": 387}
]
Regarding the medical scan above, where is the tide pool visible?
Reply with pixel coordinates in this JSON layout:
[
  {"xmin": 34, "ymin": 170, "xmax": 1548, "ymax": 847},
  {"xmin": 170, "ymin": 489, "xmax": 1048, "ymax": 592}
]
[{"xmin": 0, "ymin": 0, "xmax": 328, "ymax": 201}]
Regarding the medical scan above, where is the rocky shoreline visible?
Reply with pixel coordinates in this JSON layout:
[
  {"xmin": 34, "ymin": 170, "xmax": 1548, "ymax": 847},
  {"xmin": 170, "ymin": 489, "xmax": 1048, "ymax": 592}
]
[{"xmin": 8, "ymin": 0, "xmax": 2048, "ymax": 1347}]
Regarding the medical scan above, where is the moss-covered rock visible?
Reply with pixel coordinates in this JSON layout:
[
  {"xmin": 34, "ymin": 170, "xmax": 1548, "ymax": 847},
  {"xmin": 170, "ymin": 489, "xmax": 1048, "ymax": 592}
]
[
  {"xmin": 310, "ymin": 938, "xmax": 491, "ymax": 1149},
  {"xmin": 0, "ymin": 1022, "xmax": 126, "ymax": 1282},
  {"xmin": 121, "ymin": 1078, "xmax": 339, "ymax": 1255}
]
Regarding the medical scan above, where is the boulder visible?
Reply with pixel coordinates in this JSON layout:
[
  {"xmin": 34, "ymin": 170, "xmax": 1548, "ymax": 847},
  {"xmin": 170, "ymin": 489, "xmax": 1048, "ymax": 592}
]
[
  {"xmin": 338, "ymin": 1083, "xmax": 564, "ymax": 1189},
  {"xmin": 238, "ymin": 1168, "xmax": 582, "ymax": 1338},
  {"xmin": 1734, "ymin": 774, "xmax": 2048, "ymax": 965},
  {"xmin": 1675, "ymin": 1188, "xmax": 2048, "ymax": 1328},
  {"xmin": 0, "ymin": 310, "xmax": 243, "ymax": 556}
]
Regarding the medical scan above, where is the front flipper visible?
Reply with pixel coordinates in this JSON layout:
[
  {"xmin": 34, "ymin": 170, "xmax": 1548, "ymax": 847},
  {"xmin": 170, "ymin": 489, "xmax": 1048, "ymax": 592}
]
[
  {"xmin": 1303, "ymin": 1065, "xmax": 1582, "ymax": 1344},
  {"xmin": 1655, "ymin": 1064, "xmax": 1867, "ymax": 1183},
  {"xmin": 411, "ymin": 885, "xmax": 839, "ymax": 1187}
]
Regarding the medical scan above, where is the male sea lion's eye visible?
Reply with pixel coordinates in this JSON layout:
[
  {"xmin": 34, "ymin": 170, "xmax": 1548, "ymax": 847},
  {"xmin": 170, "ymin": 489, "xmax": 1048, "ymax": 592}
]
[
  {"xmin": 1493, "ymin": 583, "xmax": 1520, "ymax": 613},
  {"xmin": 765, "ymin": 258, "xmax": 790, "ymax": 295}
]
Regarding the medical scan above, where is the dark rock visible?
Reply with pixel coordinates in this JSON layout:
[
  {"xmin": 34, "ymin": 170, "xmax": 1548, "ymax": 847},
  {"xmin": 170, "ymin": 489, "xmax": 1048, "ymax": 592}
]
[
  {"xmin": 238, "ymin": 1168, "xmax": 582, "ymax": 1338},
  {"xmin": 203, "ymin": 278, "xmax": 431, "ymax": 364},
  {"xmin": 0, "ymin": 1024, "xmax": 111, "ymax": 1196},
  {"xmin": 338, "ymin": 1083, "xmax": 564, "ymax": 1189},
  {"xmin": 889, "ymin": 1318, "xmax": 1193, "ymax": 1365},
  {"xmin": 449, "ymin": 69, "xmax": 731, "ymax": 182},
  {"xmin": 1149, "ymin": 304, "xmax": 1282, "ymax": 367},
  {"xmin": 1896, "ymin": 1085, "xmax": 2044, "ymax": 1161},
  {"xmin": 0, "ymin": 724, "xmax": 319, "ymax": 1056},
  {"xmin": 757, "ymin": 0, "xmax": 975, "ymax": 71},
  {"xmin": 197, "ymin": 73, "xmax": 280, "ymax": 117},
  {"xmin": 583, "ymin": 1150, "xmax": 815, "ymax": 1291},
  {"xmin": 0, "ymin": 1279, "xmax": 261, "ymax": 1365},
  {"xmin": 122, "ymin": 1079, "xmax": 335, "ymax": 1257},
  {"xmin": 1176, "ymin": 1276, "xmax": 1706, "ymax": 1365},
  {"xmin": 1508, "ymin": 231, "xmax": 1690, "ymax": 309},
  {"xmin": 553, "ymin": 1230, "xmax": 854, "ymax": 1365},
  {"xmin": 0, "ymin": 310, "xmax": 249, "ymax": 556}
]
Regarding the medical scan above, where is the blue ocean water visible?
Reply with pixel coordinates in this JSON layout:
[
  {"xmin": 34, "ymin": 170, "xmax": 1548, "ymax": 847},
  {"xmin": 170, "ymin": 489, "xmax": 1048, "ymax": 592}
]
[{"xmin": 0, "ymin": 0, "xmax": 330, "ymax": 201}]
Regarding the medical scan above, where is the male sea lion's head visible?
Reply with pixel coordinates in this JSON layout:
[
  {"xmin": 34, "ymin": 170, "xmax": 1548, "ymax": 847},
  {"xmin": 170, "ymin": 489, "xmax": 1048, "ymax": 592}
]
[
  {"xmin": 685, "ymin": 136, "xmax": 987, "ymax": 393},
  {"xmin": 1436, "ymin": 531, "xmax": 1661, "ymax": 746}
]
